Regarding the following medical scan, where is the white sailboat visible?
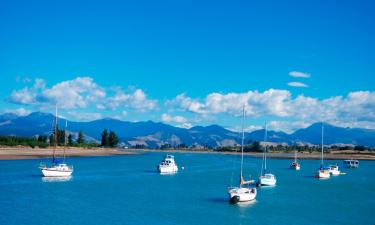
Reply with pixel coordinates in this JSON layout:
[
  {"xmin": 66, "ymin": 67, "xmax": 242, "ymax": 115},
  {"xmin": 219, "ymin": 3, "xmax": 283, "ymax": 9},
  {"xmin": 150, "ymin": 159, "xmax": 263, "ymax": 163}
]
[
  {"xmin": 315, "ymin": 122, "xmax": 330, "ymax": 179},
  {"xmin": 40, "ymin": 106, "xmax": 73, "ymax": 177},
  {"xmin": 258, "ymin": 122, "xmax": 277, "ymax": 186},
  {"xmin": 290, "ymin": 151, "xmax": 301, "ymax": 170},
  {"xmin": 227, "ymin": 107, "xmax": 257, "ymax": 204}
]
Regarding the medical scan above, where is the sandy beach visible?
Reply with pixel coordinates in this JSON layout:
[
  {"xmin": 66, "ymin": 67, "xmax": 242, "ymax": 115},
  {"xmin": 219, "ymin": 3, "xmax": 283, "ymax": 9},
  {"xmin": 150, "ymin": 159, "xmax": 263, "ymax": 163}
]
[
  {"xmin": 0, "ymin": 147, "xmax": 374, "ymax": 160},
  {"xmin": 0, "ymin": 147, "xmax": 136, "ymax": 160}
]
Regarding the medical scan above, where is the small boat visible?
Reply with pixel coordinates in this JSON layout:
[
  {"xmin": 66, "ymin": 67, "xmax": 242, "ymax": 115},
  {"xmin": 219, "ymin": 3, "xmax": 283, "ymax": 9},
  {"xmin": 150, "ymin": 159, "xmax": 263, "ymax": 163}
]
[
  {"xmin": 316, "ymin": 167, "xmax": 331, "ymax": 179},
  {"xmin": 343, "ymin": 160, "xmax": 359, "ymax": 168},
  {"xmin": 290, "ymin": 151, "xmax": 301, "ymax": 170},
  {"xmin": 40, "ymin": 107, "xmax": 73, "ymax": 177},
  {"xmin": 315, "ymin": 122, "xmax": 330, "ymax": 179},
  {"xmin": 259, "ymin": 173, "xmax": 277, "ymax": 186},
  {"xmin": 157, "ymin": 155, "xmax": 178, "ymax": 174},
  {"xmin": 227, "ymin": 107, "xmax": 257, "ymax": 204},
  {"xmin": 328, "ymin": 164, "xmax": 340, "ymax": 176},
  {"xmin": 40, "ymin": 162, "xmax": 73, "ymax": 177},
  {"xmin": 258, "ymin": 122, "xmax": 277, "ymax": 186}
]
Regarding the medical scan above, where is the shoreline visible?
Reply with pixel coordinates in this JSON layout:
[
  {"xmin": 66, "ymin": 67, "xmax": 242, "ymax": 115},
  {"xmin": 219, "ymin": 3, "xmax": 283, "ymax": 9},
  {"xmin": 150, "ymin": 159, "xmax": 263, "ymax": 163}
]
[
  {"xmin": 138, "ymin": 149, "xmax": 375, "ymax": 160},
  {"xmin": 0, "ymin": 147, "xmax": 136, "ymax": 160},
  {"xmin": 0, "ymin": 147, "xmax": 374, "ymax": 161}
]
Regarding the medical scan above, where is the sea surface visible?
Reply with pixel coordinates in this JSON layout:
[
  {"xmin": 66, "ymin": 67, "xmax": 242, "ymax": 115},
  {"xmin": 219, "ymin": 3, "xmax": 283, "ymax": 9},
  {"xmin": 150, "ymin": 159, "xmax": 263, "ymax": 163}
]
[{"xmin": 0, "ymin": 151, "xmax": 374, "ymax": 225}]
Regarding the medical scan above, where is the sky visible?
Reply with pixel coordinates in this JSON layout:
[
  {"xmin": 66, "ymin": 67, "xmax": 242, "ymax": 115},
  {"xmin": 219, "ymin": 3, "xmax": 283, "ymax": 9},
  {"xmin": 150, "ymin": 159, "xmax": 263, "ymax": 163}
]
[{"xmin": 0, "ymin": 0, "xmax": 374, "ymax": 133}]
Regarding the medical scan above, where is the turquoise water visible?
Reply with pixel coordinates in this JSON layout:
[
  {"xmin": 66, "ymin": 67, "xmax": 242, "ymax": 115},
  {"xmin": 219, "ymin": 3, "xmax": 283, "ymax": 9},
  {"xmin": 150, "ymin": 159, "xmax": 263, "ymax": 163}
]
[{"xmin": 0, "ymin": 152, "xmax": 374, "ymax": 225}]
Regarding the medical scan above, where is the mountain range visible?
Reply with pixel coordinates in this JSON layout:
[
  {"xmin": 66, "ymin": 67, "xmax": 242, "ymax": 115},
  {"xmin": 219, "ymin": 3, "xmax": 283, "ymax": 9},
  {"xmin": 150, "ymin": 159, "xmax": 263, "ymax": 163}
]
[{"xmin": 1, "ymin": 112, "xmax": 375, "ymax": 147}]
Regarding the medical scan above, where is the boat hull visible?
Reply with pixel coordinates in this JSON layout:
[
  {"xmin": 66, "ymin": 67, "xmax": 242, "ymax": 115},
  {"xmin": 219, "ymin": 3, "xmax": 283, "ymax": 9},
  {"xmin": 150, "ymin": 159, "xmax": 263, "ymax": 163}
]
[
  {"xmin": 290, "ymin": 164, "xmax": 300, "ymax": 170},
  {"xmin": 329, "ymin": 170, "xmax": 340, "ymax": 176},
  {"xmin": 228, "ymin": 187, "xmax": 257, "ymax": 203},
  {"xmin": 41, "ymin": 168, "xmax": 72, "ymax": 177},
  {"xmin": 259, "ymin": 174, "xmax": 277, "ymax": 186},
  {"xmin": 158, "ymin": 165, "xmax": 178, "ymax": 174},
  {"xmin": 315, "ymin": 170, "xmax": 330, "ymax": 179}
]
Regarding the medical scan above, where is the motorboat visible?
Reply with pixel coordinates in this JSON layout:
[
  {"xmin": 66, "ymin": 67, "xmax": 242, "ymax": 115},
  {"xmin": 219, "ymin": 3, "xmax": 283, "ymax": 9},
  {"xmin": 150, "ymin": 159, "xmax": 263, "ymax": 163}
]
[{"xmin": 157, "ymin": 154, "xmax": 178, "ymax": 174}]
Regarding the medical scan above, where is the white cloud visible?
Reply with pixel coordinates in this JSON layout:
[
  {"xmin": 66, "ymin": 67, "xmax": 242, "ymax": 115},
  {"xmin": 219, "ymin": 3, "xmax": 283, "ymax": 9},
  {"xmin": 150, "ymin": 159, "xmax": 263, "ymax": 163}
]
[
  {"xmin": 9, "ymin": 87, "xmax": 37, "ymax": 105},
  {"xmin": 3, "ymin": 108, "xmax": 31, "ymax": 116},
  {"xmin": 41, "ymin": 77, "xmax": 105, "ymax": 109},
  {"xmin": 105, "ymin": 88, "xmax": 157, "ymax": 111},
  {"xmin": 168, "ymin": 89, "xmax": 375, "ymax": 131},
  {"xmin": 67, "ymin": 111, "xmax": 103, "ymax": 121},
  {"xmin": 8, "ymin": 77, "xmax": 157, "ymax": 112},
  {"xmin": 176, "ymin": 123, "xmax": 193, "ymax": 129},
  {"xmin": 168, "ymin": 89, "xmax": 292, "ymax": 117},
  {"xmin": 161, "ymin": 113, "xmax": 188, "ymax": 123},
  {"xmin": 288, "ymin": 71, "xmax": 311, "ymax": 78},
  {"xmin": 288, "ymin": 82, "xmax": 308, "ymax": 87}
]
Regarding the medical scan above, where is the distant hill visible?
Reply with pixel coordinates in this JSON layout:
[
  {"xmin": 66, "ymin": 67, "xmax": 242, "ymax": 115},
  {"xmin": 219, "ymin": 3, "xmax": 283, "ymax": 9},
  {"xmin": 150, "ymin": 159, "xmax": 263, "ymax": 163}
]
[{"xmin": 0, "ymin": 112, "xmax": 375, "ymax": 147}]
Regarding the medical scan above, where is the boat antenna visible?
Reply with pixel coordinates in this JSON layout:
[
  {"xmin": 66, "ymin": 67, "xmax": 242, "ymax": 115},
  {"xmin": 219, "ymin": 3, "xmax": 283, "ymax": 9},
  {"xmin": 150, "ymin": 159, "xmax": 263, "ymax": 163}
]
[
  {"xmin": 53, "ymin": 104, "xmax": 58, "ymax": 163},
  {"xmin": 321, "ymin": 121, "xmax": 324, "ymax": 166},
  {"xmin": 64, "ymin": 119, "xmax": 67, "ymax": 162},
  {"xmin": 263, "ymin": 121, "xmax": 268, "ymax": 174},
  {"xmin": 239, "ymin": 106, "xmax": 245, "ymax": 187}
]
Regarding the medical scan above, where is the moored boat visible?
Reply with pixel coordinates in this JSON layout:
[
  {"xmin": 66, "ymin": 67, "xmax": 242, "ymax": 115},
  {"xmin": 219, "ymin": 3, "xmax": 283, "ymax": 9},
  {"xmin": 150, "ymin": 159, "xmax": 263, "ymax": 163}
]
[
  {"xmin": 40, "ymin": 106, "xmax": 73, "ymax": 177},
  {"xmin": 157, "ymin": 155, "xmax": 178, "ymax": 174},
  {"xmin": 258, "ymin": 122, "xmax": 277, "ymax": 186},
  {"xmin": 315, "ymin": 122, "xmax": 330, "ymax": 179},
  {"xmin": 227, "ymin": 107, "xmax": 257, "ymax": 204},
  {"xmin": 343, "ymin": 160, "xmax": 359, "ymax": 168},
  {"xmin": 290, "ymin": 151, "xmax": 301, "ymax": 170},
  {"xmin": 328, "ymin": 164, "xmax": 340, "ymax": 176}
]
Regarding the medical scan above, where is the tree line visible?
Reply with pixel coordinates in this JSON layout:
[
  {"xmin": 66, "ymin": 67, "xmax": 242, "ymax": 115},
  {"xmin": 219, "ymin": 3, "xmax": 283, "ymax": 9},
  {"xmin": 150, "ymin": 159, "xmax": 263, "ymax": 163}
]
[{"xmin": 0, "ymin": 127, "xmax": 119, "ymax": 148}]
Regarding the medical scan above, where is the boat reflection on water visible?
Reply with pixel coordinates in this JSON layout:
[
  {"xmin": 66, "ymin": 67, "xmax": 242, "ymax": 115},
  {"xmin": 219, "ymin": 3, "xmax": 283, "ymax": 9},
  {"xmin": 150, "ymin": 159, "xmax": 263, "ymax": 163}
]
[
  {"xmin": 42, "ymin": 176, "xmax": 72, "ymax": 183},
  {"xmin": 236, "ymin": 200, "xmax": 258, "ymax": 214}
]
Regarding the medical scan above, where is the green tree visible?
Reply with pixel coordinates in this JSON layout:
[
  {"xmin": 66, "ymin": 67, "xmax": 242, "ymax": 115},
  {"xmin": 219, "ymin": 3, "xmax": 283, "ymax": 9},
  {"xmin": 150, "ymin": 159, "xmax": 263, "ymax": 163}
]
[
  {"xmin": 49, "ymin": 134, "xmax": 55, "ymax": 146},
  {"xmin": 37, "ymin": 135, "xmax": 47, "ymax": 143},
  {"xmin": 108, "ymin": 130, "xmax": 119, "ymax": 147},
  {"xmin": 101, "ymin": 128, "xmax": 109, "ymax": 147},
  {"xmin": 57, "ymin": 127, "xmax": 65, "ymax": 145},
  {"xmin": 251, "ymin": 141, "xmax": 262, "ymax": 152},
  {"xmin": 68, "ymin": 134, "xmax": 74, "ymax": 146},
  {"xmin": 77, "ymin": 131, "xmax": 85, "ymax": 144}
]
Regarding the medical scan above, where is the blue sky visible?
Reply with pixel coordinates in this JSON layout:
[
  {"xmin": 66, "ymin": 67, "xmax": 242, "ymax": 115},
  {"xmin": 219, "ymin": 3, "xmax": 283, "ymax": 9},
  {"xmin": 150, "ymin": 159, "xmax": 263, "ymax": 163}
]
[{"xmin": 0, "ymin": 0, "xmax": 374, "ymax": 132}]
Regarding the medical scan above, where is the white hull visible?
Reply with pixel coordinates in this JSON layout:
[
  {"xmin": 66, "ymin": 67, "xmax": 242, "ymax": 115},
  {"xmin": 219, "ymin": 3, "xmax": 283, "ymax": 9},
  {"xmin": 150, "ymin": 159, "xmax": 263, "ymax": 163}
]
[
  {"xmin": 259, "ymin": 175, "xmax": 277, "ymax": 186},
  {"xmin": 328, "ymin": 166, "xmax": 340, "ymax": 176},
  {"xmin": 228, "ymin": 187, "xmax": 257, "ymax": 203},
  {"xmin": 330, "ymin": 170, "xmax": 340, "ymax": 176},
  {"xmin": 158, "ymin": 155, "xmax": 178, "ymax": 174},
  {"xmin": 290, "ymin": 163, "xmax": 300, "ymax": 170},
  {"xmin": 41, "ymin": 168, "xmax": 73, "ymax": 177},
  {"xmin": 40, "ymin": 163, "xmax": 73, "ymax": 177},
  {"xmin": 158, "ymin": 165, "xmax": 178, "ymax": 174},
  {"xmin": 315, "ymin": 170, "xmax": 330, "ymax": 179}
]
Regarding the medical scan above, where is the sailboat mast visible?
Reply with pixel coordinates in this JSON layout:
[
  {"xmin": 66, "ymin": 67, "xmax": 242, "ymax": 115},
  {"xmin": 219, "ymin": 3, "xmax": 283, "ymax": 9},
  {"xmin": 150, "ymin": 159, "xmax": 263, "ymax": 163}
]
[
  {"xmin": 321, "ymin": 122, "xmax": 324, "ymax": 166},
  {"xmin": 64, "ymin": 120, "xmax": 67, "ymax": 162},
  {"xmin": 53, "ymin": 105, "xmax": 58, "ymax": 162},
  {"xmin": 239, "ymin": 106, "xmax": 245, "ymax": 187},
  {"xmin": 264, "ymin": 121, "xmax": 268, "ymax": 172}
]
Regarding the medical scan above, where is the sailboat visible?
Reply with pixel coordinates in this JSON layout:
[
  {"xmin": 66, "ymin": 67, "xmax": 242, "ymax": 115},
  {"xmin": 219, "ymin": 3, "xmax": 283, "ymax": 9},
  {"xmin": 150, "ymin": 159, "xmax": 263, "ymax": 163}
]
[
  {"xmin": 315, "ymin": 122, "xmax": 330, "ymax": 179},
  {"xmin": 227, "ymin": 107, "xmax": 257, "ymax": 204},
  {"xmin": 40, "ymin": 106, "xmax": 73, "ymax": 177},
  {"xmin": 258, "ymin": 122, "xmax": 277, "ymax": 186},
  {"xmin": 290, "ymin": 151, "xmax": 301, "ymax": 170}
]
